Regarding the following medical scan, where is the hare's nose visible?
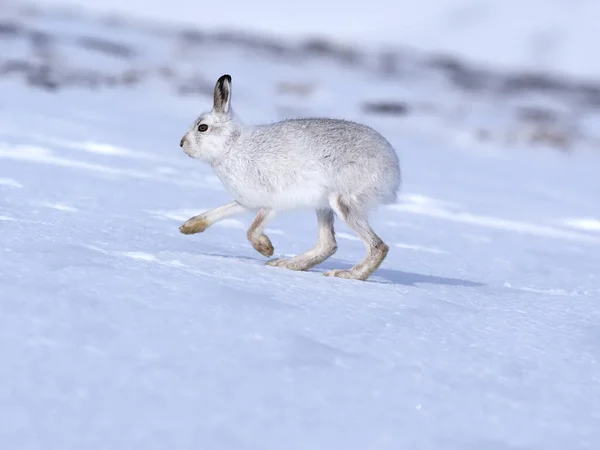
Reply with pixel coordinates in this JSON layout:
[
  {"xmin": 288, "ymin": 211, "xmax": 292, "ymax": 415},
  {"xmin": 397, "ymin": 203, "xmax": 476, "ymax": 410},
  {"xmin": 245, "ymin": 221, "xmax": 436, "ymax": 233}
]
[{"xmin": 179, "ymin": 136, "xmax": 186, "ymax": 147}]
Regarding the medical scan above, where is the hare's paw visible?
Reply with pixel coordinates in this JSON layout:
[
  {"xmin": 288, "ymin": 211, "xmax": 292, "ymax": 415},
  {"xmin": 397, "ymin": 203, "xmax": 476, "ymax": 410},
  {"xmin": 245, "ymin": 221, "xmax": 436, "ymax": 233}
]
[
  {"xmin": 250, "ymin": 234, "xmax": 274, "ymax": 257},
  {"xmin": 179, "ymin": 216, "xmax": 210, "ymax": 235},
  {"xmin": 266, "ymin": 258, "xmax": 307, "ymax": 271},
  {"xmin": 324, "ymin": 269, "xmax": 367, "ymax": 281}
]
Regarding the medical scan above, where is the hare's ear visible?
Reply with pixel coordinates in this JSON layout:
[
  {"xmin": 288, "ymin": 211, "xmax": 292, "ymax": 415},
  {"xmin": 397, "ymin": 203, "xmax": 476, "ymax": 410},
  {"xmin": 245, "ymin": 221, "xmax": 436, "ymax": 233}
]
[{"xmin": 213, "ymin": 74, "xmax": 232, "ymax": 114}]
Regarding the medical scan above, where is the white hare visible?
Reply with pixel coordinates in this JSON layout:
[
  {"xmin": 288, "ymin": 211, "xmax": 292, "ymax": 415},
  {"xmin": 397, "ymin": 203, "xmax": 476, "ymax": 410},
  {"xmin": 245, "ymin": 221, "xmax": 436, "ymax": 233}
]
[{"xmin": 179, "ymin": 74, "xmax": 401, "ymax": 281}]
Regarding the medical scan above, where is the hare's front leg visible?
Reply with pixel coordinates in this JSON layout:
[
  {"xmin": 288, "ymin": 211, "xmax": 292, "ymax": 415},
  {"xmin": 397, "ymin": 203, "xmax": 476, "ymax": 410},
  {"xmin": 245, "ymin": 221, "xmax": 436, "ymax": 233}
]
[
  {"xmin": 180, "ymin": 201, "xmax": 247, "ymax": 235},
  {"xmin": 267, "ymin": 208, "xmax": 337, "ymax": 271},
  {"xmin": 324, "ymin": 195, "xmax": 389, "ymax": 281},
  {"xmin": 247, "ymin": 208, "xmax": 276, "ymax": 257}
]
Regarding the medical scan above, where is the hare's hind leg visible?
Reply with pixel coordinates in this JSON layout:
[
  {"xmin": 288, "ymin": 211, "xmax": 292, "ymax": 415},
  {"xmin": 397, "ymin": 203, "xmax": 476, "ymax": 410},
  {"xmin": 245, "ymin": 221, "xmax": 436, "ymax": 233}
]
[
  {"xmin": 180, "ymin": 201, "xmax": 246, "ymax": 235},
  {"xmin": 324, "ymin": 195, "xmax": 389, "ymax": 281},
  {"xmin": 267, "ymin": 208, "xmax": 337, "ymax": 271},
  {"xmin": 247, "ymin": 208, "xmax": 276, "ymax": 257}
]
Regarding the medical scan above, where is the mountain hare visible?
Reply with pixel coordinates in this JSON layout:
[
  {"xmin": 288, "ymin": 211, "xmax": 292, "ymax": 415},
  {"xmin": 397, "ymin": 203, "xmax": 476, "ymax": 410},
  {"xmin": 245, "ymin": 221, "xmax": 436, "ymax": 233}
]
[{"xmin": 179, "ymin": 74, "xmax": 401, "ymax": 281}]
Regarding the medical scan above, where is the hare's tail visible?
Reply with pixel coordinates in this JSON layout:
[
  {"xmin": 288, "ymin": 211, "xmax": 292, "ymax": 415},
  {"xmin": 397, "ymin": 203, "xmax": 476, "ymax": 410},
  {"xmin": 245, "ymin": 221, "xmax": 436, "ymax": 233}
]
[{"xmin": 381, "ymin": 192, "xmax": 399, "ymax": 205}]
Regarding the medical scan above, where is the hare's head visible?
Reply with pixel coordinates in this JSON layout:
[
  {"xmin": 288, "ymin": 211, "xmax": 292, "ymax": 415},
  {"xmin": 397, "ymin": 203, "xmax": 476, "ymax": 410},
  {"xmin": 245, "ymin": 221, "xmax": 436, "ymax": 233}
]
[{"xmin": 180, "ymin": 74, "xmax": 239, "ymax": 162}]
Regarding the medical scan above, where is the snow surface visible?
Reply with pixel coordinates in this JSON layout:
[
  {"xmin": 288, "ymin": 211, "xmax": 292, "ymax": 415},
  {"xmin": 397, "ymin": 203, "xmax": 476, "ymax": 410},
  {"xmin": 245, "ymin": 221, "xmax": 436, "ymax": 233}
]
[
  {"xmin": 21, "ymin": 0, "xmax": 600, "ymax": 80},
  {"xmin": 2, "ymin": 5, "xmax": 600, "ymax": 450}
]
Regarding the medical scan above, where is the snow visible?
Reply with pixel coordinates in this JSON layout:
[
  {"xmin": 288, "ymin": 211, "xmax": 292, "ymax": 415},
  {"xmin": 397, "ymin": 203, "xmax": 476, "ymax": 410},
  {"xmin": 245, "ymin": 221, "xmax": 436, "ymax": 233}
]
[
  {"xmin": 560, "ymin": 218, "xmax": 600, "ymax": 232},
  {"xmin": 21, "ymin": 0, "xmax": 600, "ymax": 79},
  {"xmin": 2, "ymin": 4, "xmax": 600, "ymax": 450}
]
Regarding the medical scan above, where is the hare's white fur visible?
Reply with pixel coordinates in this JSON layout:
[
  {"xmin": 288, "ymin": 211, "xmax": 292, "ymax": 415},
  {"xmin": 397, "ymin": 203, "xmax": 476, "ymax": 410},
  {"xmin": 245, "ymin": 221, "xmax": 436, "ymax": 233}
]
[{"xmin": 179, "ymin": 74, "xmax": 401, "ymax": 281}]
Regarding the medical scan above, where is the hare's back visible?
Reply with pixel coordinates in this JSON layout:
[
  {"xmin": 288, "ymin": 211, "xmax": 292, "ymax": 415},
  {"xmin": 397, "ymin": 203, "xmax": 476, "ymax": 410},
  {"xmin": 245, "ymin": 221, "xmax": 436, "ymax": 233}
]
[
  {"xmin": 267, "ymin": 118, "xmax": 395, "ymax": 162},
  {"xmin": 231, "ymin": 118, "xmax": 399, "ymax": 208},
  {"xmin": 287, "ymin": 118, "xmax": 400, "ymax": 202}
]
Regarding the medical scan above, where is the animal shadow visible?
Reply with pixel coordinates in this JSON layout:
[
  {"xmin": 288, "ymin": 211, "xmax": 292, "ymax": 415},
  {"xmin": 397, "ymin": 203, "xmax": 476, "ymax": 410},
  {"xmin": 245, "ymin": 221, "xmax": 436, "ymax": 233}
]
[
  {"xmin": 201, "ymin": 253, "xmax": 484, "ymax": 288},
  {"xmin": 314, "ymin": 259, "xmax": 485, "ymax": 287}
]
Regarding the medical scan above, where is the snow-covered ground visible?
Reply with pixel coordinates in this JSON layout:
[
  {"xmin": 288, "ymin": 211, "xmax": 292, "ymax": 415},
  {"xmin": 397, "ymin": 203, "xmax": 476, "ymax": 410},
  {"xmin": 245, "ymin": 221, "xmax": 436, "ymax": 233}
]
[{"xmin": 1, "ymin": 3, "xmax": 600, "ymax": 450}]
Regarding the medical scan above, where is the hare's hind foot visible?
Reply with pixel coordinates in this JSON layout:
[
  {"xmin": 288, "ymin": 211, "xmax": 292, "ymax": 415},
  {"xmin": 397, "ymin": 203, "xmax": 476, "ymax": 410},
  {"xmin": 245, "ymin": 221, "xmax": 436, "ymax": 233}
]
[
  {"xmin": 324, "ymin": 242, "xmax": 389, "ymax": 281},
  {"xmin": 323, "ymin": 269, "xmax": 358, "ymax": 279},
  {"xmin": 324, "ymin": 195, "xmax": 390, "ymax": 281},
  {"xmin": 266, "ymin": 208, "xmax": 337, "ymax": 271},
  {"xmin": 266, "ymin": 245, "xmax": 335, "ymax": 271},
  {"xmin": 323, "ymin": 240, "xmax": 389, "ymax": 281},
  {"xmin": 266, "ymin": 258, "xmax": 304, "ymax": 270}
]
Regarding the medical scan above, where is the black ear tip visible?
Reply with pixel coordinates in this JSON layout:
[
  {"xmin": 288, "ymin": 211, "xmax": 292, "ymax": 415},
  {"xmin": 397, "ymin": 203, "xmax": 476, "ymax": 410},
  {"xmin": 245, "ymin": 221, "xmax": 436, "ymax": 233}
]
[{"xmin": 218, "ymin": 74, "xmax": 232, "ymax": 84}]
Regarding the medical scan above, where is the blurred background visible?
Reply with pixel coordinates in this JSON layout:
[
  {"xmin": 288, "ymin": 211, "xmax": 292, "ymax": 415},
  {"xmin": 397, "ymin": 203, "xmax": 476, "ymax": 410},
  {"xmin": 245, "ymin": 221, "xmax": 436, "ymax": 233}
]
[
  {"xmin": 6, "ymin": 0, "xmax": 600, "ymax": 79},
  {"xmin": 3, "ymin": 0, "xmax": 600, "ymax": 153}
]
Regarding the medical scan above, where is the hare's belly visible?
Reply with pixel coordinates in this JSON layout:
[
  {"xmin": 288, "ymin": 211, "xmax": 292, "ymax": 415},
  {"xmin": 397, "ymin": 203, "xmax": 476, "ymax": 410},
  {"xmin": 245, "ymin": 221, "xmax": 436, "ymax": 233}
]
[
  {"xmin": 234, "ymin": 184, "xmax": 328, "ymax": 210},
  {"xmin": 214, "ymin": 163, "xmax": 330, "ymax": 210},
  {"xmin": 269, "ymin": 184, "xmax": 329, "ymax": 210},
  {"xmin": 223, "ymin": 178, "xmax": 329, "ymax": 210}
]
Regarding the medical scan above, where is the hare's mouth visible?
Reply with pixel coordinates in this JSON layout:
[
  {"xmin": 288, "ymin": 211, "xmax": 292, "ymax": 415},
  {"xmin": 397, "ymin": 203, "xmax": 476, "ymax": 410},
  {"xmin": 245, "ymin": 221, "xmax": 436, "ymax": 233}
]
[
  {"xmin": 181, "ymin": 146, "xmax": 198, "ymax": 159},
  {"xmin": 179, "ymin": 136, "xmax": 194, "ymax": 157}
]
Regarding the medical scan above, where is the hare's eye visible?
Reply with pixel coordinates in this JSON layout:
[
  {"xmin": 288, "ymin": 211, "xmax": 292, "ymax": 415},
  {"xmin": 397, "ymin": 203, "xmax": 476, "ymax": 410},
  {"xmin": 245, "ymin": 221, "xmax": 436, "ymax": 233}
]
[{"xmin": 198, "ymin": 124, "xmax": 208, "ymax": 132}]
